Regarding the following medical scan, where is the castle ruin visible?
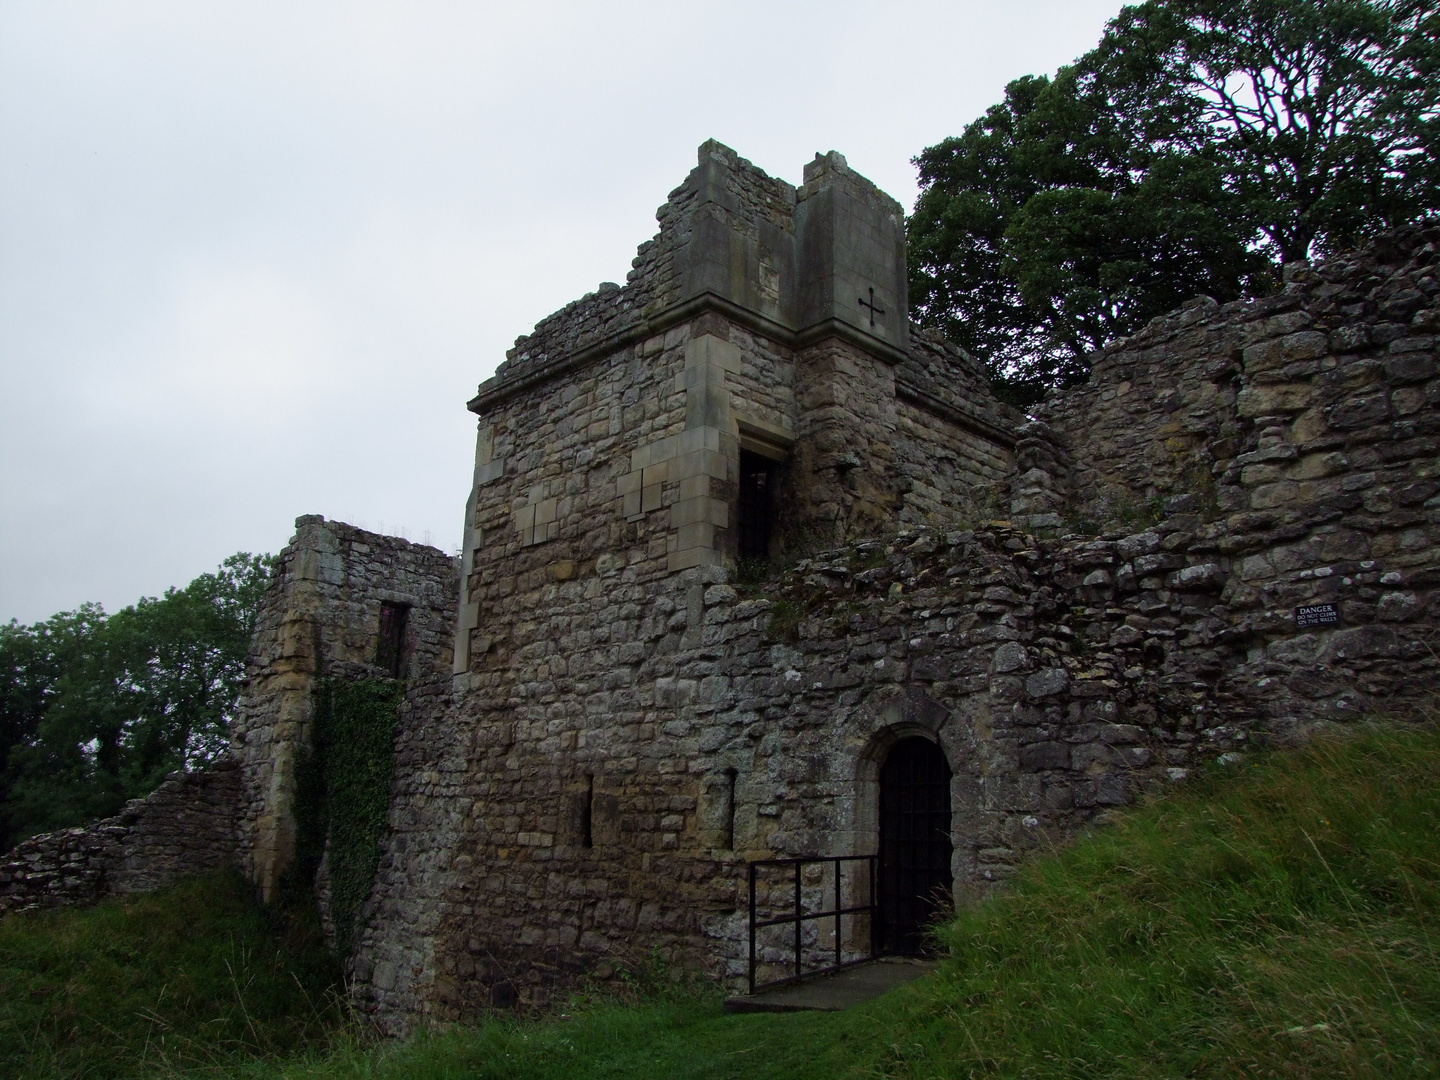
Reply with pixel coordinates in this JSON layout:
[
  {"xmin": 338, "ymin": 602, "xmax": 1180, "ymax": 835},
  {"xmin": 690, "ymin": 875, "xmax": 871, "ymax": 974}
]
[{"xmin": 4, "ymin": 142, "xmax": 1436, "ymax": 1032}]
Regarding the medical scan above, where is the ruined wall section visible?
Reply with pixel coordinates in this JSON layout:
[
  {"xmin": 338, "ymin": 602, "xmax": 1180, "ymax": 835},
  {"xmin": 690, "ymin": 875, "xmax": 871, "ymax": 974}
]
[
  {"xmin": 232, "ymin": 517, "xmax": 457, "ymax": 901},
  {"xmin": 0, "ymin": 758, "xmax": 240, "ymax": 915},
  {"xmin": 784, "ymin": 328, "xmax": 1018, "ymax": 551},
  {"xmin": 344, "ymin": 145, "xmax": 1018, "ymax": 1027},
  {"xmin": 1023, "ymin": 222, "xmax": 1440, "ymax": 543},
  {"xmin": 486, "ymin": 142, "xmax": 795, "ymax": 396},
  {"xmin": 346, "ymin": 674, "xmax": 465, "ymax": 1024},
  {"xmin": 1016, "ymin": 296, "xmax": 1252, "ymax": 529},
  {"xmin": 898, "ymin": 326, "xmax": 1016, "ymax": 438},
  {"xmin": 896, "ymin": 327, "xmax": 1018, "ymax": 526},
  {"xmin": 458, "ymin": 319, "xmax": 697, "ymax": 672},
  {"xmin": 373, "ymin": 319, "xmax": 799, "ymax": 1025},
  {"xmin": 358, "ymin": 497, "xmax": 1434, "ymax": 1027},
  {"xmin": 694, "ymin": 509, "xmax": 1435, "ymax": 898},
  {"xmin": 339, "ymin": 188, "xmax": 1435, "ymax": 1033},
  {"xmin": 366, "ymin": 311, "xmax": 735, "ymax": 1017},
  {"xmin": 465, "ymin": 142, "xmax": 1018, "ymax": 588}
]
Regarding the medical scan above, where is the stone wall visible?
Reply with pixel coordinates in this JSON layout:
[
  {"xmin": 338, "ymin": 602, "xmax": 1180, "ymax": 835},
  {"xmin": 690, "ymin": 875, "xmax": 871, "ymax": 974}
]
[
  {"xmin": 341, "ymin": 220, "xmax": 1436, "ymax": 1031},
  {"xmin": 232, "ymin": 516, "xmax": 458, "ymax": 902},
  {"xmin": 895, "ymin": 331, "xmax": 1015, "ymax": 526},
  {"xmin": 220, "ymin": 147, "xmax": 1436, "ymax": 1032},
  {"xmin": 0, "ymin": 757, "xmax": 241, "ymax": 915},
  {"xmin": 453, "ymin": 143, "xmax": 1016, "ymax": 671},
  {"xmin": 1008, "ymin": 220, "xmax": 1440, "ymax": 723},
  {"xmin": 1016, "ymin": 221, "xmax": 1440, "ymax": 538},
  {"xmin": 24, "ymin": 155, "xmax": 1437, "ymax": 1035},
  {"xmin": 354, "ymin": 500, "xmax": 1434, "ymax": 1026},
  {"xmin": 339, "ymin": 143, "xmax": 1019, "ymax": 1028}
]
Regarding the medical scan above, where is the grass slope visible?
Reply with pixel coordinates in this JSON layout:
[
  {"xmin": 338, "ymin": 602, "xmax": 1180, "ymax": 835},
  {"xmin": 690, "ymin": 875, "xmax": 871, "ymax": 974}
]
[
  {"xmin": 5, "ymin": 726, "xmax": 1438, "ymax": 1078},
  {"xmin": 0, "ymin": 872, "xmax": 344, "ymax": 1079}
]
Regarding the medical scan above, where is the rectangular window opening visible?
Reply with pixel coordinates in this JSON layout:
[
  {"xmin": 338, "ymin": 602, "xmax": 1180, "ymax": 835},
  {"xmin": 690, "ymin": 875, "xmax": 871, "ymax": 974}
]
[
  {"xmin": 723, "ymin": 768, "xmax": 737, "ymax": 851},
  {"xmin": 737, "ymin": 449, "xmax": 776, "ymax": 561},
  {"xmin": 376, "ymin": 601, "xmax": 409, "ymax": 679},
  {"xmin": 581, "ymin": 773, "xmax": 594, "ymax": 849}
]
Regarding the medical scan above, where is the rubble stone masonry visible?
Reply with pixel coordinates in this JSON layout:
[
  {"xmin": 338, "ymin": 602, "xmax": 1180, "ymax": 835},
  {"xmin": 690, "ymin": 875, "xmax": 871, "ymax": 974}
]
[
  {"xmin": 340, "ymin": 211, "xmax": 1435, "ymax": 1027},
  {"xmin": 0, "ymin": 758, "xmax": 240, "ymax": 915},
  {"xmin": 5, "ymin": 144, "xmax": 1433, "ymax": 1038},
  {"xmin": 335, "ymin": 144, "xmax": 1021, "ymax": 1025},
  {"xmin": 231, "ymin": 516, "xmax": 458, "ymax": 903}
]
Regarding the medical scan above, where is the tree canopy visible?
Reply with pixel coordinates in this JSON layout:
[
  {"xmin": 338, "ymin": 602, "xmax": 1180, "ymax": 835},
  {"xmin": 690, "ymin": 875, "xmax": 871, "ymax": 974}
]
[
  {"xmin": 908, "ymin": 0, "xmax": 1440, "ymax": 403},
  {"xmin": 0, "ymin": 553, "xmax": 272, "ymax": 850}
]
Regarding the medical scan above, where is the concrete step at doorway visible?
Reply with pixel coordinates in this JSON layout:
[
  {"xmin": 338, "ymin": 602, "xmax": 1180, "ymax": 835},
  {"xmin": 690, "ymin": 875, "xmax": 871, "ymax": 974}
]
[{"xmin": 724, "ymin": 956, "xmax": 938, "ymax": 1013}]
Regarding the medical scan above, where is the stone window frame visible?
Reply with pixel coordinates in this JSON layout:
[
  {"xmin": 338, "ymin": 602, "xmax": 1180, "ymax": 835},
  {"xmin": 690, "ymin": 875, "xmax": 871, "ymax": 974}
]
[
  {"xmin": 734, "ymin": 416, "xmax": 793, "ymax": 563},
  {"xmin": 375, "ymin": 598, "xmax": 412, "ymax": 679}
]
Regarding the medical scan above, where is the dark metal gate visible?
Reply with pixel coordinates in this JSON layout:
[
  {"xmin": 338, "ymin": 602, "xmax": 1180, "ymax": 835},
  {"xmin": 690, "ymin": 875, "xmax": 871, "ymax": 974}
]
[
  {"xmin": 878, "ymin": 736, "xmax": 953, "ymax": 954},
  {"xmin": 746, "ymin": 855, "xmax": 878, "ymax": 994}
]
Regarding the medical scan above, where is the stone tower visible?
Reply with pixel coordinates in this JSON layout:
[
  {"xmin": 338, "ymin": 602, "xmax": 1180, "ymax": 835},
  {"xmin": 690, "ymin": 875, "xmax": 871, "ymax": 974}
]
[
  {"xmin": 234, "ymin": 147, "xmax": 1439, "ymax": 1033},
  {"xmin": 452, "ymin": 140, "xmax": 1015, "ymax": 677},
  {"xmin": 10, "ymin": 148, "xmax": 1435, "ymax": 1030},
  {"xmin": 359, "ymin": 142, "xmax": 1016, "ymax": 1020}
]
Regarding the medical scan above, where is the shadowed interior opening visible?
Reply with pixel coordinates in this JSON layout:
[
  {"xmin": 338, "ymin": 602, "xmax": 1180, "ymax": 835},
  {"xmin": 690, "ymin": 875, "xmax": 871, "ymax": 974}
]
[{"xmin": 737, "ymin": 449, "xmax": 776, "ymax": 560}]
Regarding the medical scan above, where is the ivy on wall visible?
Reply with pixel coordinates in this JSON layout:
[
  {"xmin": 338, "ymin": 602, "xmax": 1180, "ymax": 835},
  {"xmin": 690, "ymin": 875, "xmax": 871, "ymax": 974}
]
[{"xmin": 293, "ymin": 678, "xmax": 402, "ymax": 958}]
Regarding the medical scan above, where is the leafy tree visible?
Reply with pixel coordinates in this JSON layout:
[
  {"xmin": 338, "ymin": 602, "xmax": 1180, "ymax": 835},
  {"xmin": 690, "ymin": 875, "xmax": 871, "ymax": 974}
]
[
  {"xmin": 0, "ymin": 553, "xmax": 272, "ymax": 850},
  {"xmin": 909, "ymin": 0, "xmax": 1440, "ymax": 402},
  {"xmin": 0, "ymin": 605, "xmax": 120, "ymax": 845}
]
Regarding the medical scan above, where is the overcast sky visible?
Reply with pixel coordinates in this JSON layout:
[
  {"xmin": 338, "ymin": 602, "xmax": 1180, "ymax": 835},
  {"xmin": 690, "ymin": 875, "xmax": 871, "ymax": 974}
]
[{"xmin": 0, "ymin": 0, "xmax": 1127, "ymax": 625}]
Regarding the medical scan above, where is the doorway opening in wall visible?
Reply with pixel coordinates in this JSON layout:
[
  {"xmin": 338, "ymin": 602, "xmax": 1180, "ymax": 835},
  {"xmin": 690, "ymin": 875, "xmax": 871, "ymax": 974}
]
[
  {"xmin": 376, "ymin": 602, "xmax": 409, "ymax": 679},
  {"xmin": 878, "ymin": 736, "xmax": 953, "ymax": 955},
  {"xmin": 737, "ymin": 449, "xmax": 776, "ymax": 561}
]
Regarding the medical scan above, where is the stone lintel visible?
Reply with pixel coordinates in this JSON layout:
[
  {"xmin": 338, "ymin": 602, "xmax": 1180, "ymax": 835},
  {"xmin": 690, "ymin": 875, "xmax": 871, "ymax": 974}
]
[{"xmin": 736, "ymin": 415, "xmax": 795, "ymax": 461}]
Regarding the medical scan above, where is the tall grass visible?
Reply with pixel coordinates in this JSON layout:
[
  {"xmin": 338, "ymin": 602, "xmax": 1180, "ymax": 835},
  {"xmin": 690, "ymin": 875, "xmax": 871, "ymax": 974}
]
[
  {"xmin": 0, "ymin": 871, "xmax": 345, "ymax": 1079},
  {"xmin": 860, "ymin": 725, "xmax": 1440, "ymax": 1077},
  {"xmin": 5, "ymin": 725, "xmax": 1439, "ymax": 1079}
]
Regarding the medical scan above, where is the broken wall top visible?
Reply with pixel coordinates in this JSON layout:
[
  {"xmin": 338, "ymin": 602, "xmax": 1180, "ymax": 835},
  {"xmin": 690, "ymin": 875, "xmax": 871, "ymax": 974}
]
[
  {"xmin": 1022, "ymin": 220, "xmax": 1440, "ymax": 531},
  {"xmin": 469, "ymin": 141, "xmax": 972, "ymax": 417}
]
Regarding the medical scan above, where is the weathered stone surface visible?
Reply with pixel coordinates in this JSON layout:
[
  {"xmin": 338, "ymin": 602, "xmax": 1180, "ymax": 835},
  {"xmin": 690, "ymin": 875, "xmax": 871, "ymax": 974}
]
[
  {"xmin": 0, "ymin": 759, "xmax": 241, "ymax": 915},
  {"xmin": 232, "ymin": 517, "xmax": 458, "ymax": 904},
  {"xmin": 217, "ymin": 165, "xmax": 1438, "ymax": 1035},
  {"xmin": 21, "ymin": 157, "xmax": 1436, "ymax": 1038},
  {"xmin": 1025, "ymin": 668, "xmax": 1071, "ymax": 698}
]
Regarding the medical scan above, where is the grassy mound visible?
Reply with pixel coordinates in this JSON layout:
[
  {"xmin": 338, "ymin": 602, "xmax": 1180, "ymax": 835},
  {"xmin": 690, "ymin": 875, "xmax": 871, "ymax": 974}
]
[
  {"xmin": 0, "ymin": 871, "xmax": 344, "ymax": 1079},
  {"xmin": 5, "ymin": 725, "xmax": 1438, "ymax": 1078},
  {"xmin": 869, "ymin": 724, "xmax": 1440, "ymax": 1077}
]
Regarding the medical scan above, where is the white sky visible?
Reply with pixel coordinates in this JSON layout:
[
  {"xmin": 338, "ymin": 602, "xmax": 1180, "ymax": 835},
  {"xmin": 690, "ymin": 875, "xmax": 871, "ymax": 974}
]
[{"xmin": 0, "ymin": 0, "xmax": 1126, "ymax": 624}]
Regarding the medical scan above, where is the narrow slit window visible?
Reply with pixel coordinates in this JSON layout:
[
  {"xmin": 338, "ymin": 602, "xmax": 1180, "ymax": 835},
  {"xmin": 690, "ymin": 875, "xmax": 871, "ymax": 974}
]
[
  {"xmin": 581, "ymin": 773, "xmax": 594, "ymax": 849},
  {"xmin": 723, "ymin": 768, "xmax": 737, "ymax": 851},
  {"xmin": 376, "ymin": 601, "xmax": 408, "ymax": 679},
  {"xmin": 737, "ymin": 450, "xmax": 775, "ymax": 561}
]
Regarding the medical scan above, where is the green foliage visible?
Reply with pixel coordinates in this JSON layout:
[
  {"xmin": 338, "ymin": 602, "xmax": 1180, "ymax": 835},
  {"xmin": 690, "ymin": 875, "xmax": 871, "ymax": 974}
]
[
  {"xmin": 12, "ymin": 725, "xmax": 1438, "ymax": 1078},
  {"xmin": 1105, "ymin": 0, "xmax": 1440, "ymax": 265},
  {"xmin": 0, "ymin": 553, "xmax": 273, "ymax": 850},
  {"xmin": 910, "ymin": 0, "xmax": 1440, "ymax": 400},
  {"xmin": 226, "ymin": 724, "xmax": 1440, "ymax": 1078},
  {"xmin": 298, "ymin": 678, "xmax": 403, "ymax": 957},
  {"xmin": 0, "ymin": 871, "xmax": 345, "ymax": 1079},
  {"xmin": 888, "ymin": 725, "xmax": 1440, "ymax": 1077},
  {"xmin": 760, "ymin": 599, "xmax": 802, "ymax": 643}
]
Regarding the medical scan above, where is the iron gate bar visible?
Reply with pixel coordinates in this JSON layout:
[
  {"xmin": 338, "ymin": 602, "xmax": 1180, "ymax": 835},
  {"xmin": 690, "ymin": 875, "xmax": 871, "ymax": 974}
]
[{"xmin": 746, "ymin": 855, "xmax": 879, "ymax": 995}]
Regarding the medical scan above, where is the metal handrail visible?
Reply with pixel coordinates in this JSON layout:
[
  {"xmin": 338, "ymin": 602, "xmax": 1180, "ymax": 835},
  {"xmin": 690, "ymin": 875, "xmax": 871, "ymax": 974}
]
[{"xmin": 746, "ymin": 855, "xmax": 878, "ymax": 994}]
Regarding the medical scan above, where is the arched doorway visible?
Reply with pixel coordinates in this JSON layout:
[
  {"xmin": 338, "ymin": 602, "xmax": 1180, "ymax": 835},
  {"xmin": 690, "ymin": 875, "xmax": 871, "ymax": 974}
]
[{"xmin": 878, "ymin": 736, "xmax": 953, "ymax": 954}]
